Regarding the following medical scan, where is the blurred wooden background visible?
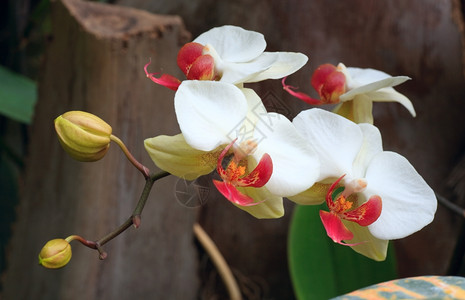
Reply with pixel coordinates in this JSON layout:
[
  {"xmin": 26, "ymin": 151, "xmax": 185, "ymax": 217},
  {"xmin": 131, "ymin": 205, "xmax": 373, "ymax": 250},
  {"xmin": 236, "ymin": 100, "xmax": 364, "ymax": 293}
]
[{"xmin": 2, "ymin": 0, "xmax": 465, "ymax": 299}]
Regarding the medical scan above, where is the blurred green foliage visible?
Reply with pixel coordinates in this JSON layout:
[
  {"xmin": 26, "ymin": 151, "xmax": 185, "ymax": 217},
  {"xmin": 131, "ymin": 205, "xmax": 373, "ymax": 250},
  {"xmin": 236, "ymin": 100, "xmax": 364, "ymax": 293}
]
[
  {"xmin": 288, "ymin": 204, "xmax": 397, "ymax": 300},
  {"xmin": 0, "ymin": 65, "xmax": 37, "ymax": 124}
]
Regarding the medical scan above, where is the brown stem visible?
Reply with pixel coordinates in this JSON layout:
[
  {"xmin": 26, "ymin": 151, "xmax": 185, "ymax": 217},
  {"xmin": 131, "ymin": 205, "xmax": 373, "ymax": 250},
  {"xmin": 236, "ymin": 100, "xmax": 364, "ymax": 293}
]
[
  {"xmin": 436, "ymin": 193, "xmax": 465, "ymax": 218},
  {"xmin": 70, "ymin": 171, "xmax": 170, "ymax": 259},
  {"xmin": 110, "ymin": 134, "xmax": 150, "ymax": 179}
]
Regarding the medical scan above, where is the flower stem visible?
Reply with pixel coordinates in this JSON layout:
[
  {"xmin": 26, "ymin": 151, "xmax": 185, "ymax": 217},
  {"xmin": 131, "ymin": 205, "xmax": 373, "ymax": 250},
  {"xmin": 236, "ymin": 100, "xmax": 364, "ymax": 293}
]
[
  {"xmin": 71, "ymin": 171, "xmax": 170, "ymax": 260},
  {"xmin": 110, "ymin": 134, "xmax": 150, "ymax": 179},
  {"xmin": 193, "ymin": 223, "xmax": 242, "ymax": 300},
  {"xmin": 436, "ymin": 193, "xmax": 465, "ymax": 218}
]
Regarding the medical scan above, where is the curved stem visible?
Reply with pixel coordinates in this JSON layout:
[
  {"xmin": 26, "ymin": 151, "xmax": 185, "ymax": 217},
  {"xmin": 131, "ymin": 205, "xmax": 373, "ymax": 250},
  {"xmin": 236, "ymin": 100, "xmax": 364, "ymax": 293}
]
[
  {"xmin": 132, "ymin": 171, "xmax": 171, "ymax": 228},
  {"xmin": 110, "ymin": 134, "xmax": 150, "ymax": 179},
  {"xmin": 193, "ymin": 223, "xmax": 242, "ymax": 300},
  {"xmin": 436, "ymin": 193, "xmax": 465, "ymax": 218},
  {"xmin": 72, "ymin": 171, "xmax": 171, "ymax": 259}
]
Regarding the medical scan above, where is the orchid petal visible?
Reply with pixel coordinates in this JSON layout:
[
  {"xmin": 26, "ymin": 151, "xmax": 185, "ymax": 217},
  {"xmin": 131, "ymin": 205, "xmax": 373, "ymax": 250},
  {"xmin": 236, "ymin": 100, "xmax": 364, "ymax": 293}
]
[
  {"xmin": 237, "ymin": 153, "xmax": 273, "ymax": 188},
  {"xmin": 144, "ymin": 134, "xmax": 218, "ymax": 180},
  {"xmin": 343, "ymin": 220, "xmax": 389, "ymax": 261},
  {"xmin": 245, "ymin": 52, "xmax": 308, "ymax": 83},
  {"xmin": 347, "ymin": 66, "xmax": 404, "ymax": 85},
  {"xmin": 352, "ymin": 95, "xmax": 374, "ymax": 124},
  {"xmin": 177, "ymin": 42, "xmax": 204, "ymax": 75},
  {"xmin": 282, "ymin": 77, "xmax": 321, "ymax": 105},
  {"xmin": 144, "ymin": 61, "xmax": 181, "ymax": 91},
  {"xmin": 340, "ymin": 75, "xmax": 410, "ymax": 102},
  {"xmin": 145, "ymin": 73, "xmax": 181, "ymax": 91},
  {"xmin": 319, "ymin": 70, "xmax": 346, "ymax": 104},
  {"xmin": 332, "ymin": 101, "xmax": 354, "ymax": 122},
  {"xmin": 242, "ymin": 88, "xmax": 267, "ymax": 125},
  {"xmin": 319, "ymin": 210, "xmax": 354, "ymax": 245},
  {"xmin": 219, "ymin": 54, "xmax": 278, "ymax": 84},
  {"xmin": 352, "ymin": 123, "xmax": 383, "ymax": 178},
  {"xmin": 311, "ymin": 64, "xmax": 339, "ymax": 92},
  {"xmin": 253, "ymin": 112, "xmax": 320, "ymax": 196},
  {"xmin": 343, "ymin": 195, "xmax": 382, "ymax": 226},
  {"xmin": 364, "ymin": 151, "xmax": 437, "ymax": 240},
  {"xmin": 213, "ymin": 180, "xmax": 258, "ymax": 206},
  {"xmin": 194, "ymin": 25, "xmax": 266, "ymax": 63},
  {"xmin": 186, "ymin": 54, "xmax": 216, "ymax": 80},
  {"xmin": 287, "ymin": 182, "xmax": 330, "ymax": 205},
  {"xmin": 365, "ymin": 89, "xmax": 416, "ymax": 117},
  {"xmin": 226, "ymin": 88, "xmax": 266, "ymax": 145},
  {"xmin": 293, "ymin": 108, "xmax": 362, "ymax": 181},
  {"xmin": 235, "ymin": 186, "xmax": 284, "ymax": 219},
  {"xmin": 174, "ymin": 81, "xmax": 248, "ymax": 151}
]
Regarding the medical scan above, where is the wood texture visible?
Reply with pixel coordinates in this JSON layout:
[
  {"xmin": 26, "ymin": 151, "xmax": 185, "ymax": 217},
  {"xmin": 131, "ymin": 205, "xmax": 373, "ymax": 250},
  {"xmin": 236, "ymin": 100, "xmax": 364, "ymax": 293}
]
[{"xmin": 2, "ymin": 0, "xmax": 199, "ymax": 299}]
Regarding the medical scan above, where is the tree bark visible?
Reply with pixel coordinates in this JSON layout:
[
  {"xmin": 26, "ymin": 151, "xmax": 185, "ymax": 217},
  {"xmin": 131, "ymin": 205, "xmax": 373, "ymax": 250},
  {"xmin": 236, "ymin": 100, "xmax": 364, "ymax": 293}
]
[{"xmin": 2, "ymin": 0, "xmax": 199, "ymax": 299}]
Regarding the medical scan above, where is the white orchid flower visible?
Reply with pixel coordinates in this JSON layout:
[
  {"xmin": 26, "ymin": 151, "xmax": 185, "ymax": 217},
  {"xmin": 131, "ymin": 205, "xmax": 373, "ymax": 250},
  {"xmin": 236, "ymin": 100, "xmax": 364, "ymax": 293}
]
[
  {"xmin": 145, "ymin": 81, "xmax": 319, "ymax": 218},
  {"xmin": 283, "ymin": 63, "xmax": 415, "ymax": 124},
  {"xmin": 290, "ymin": 108, "xmax": 436, "ymax": 260},
  {"xmin": 145, "ymin": 25, "xmax": 308, "ymax": 90}
]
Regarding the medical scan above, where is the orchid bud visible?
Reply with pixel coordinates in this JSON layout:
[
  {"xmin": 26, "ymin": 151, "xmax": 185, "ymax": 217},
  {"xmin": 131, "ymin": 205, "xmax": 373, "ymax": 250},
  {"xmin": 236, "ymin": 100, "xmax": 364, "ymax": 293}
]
[
  {"xmin": 311, "ymin": 64, "xmax": 346, "ymax": 104},
  {"xmin": 38, "ymin": 239, "xmax": 72, "ymax": 269},
  {"xmin": 54, "ymin": 111, "xmax": 112, "ymax": 162}
]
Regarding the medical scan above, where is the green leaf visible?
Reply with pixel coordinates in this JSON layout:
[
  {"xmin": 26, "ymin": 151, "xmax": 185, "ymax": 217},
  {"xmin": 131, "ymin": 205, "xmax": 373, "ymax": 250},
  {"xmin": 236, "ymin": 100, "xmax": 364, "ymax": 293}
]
[
  {"xmin": 331, "ymin": 276, "xmax": 465, "ymax": 299},
  {"xmin": 0, "ymin": 65, "xmax": 37, "ymax": 124},
  {"xmin": 288, "ymin": 204, "xmax": 397, "ymax": 300}
]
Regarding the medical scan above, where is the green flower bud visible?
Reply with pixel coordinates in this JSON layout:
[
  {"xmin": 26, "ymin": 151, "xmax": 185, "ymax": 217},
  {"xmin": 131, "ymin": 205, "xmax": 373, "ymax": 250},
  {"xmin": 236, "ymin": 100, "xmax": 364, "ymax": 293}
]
[
  {"xmin": 55, "ymin": 111, "xmax": 112, "ymax": 162},
  {"xmin": 38, "ymin": 239, "xmax": 72, "ymax": 269}
]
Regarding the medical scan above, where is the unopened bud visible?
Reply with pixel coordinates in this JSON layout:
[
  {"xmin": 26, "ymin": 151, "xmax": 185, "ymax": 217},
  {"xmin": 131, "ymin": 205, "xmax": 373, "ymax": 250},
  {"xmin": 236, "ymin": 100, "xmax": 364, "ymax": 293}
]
[
  {"xmin": 55, "ymin": 111, "xmax": 112, "ymax": 162},
  {"xmin": 38, "ymin": 239, "xmax": 72, "ymax": 269}
]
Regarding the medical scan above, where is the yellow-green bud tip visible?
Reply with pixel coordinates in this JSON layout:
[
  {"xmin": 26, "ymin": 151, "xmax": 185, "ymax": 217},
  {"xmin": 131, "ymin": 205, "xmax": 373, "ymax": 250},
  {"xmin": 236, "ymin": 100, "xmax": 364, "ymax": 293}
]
[
  {"xmin": 38, "ymin": 239, "xmax": 72, "ymax": 269},
  {"xmin": 54, "ymin": 111, "xmax": 112, "ymax": 162}
]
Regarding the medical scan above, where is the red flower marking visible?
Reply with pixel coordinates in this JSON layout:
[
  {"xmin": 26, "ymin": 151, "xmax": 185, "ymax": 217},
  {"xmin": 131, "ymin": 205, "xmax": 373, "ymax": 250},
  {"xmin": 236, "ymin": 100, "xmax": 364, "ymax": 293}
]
[
  {"xmin": 320, "ymin": 175, "xmax": 382, "ymax": 246},
  {"xmin": 213, "ymin": 139, "xmax": 273, "ymax": 206},
  {"xmin": 144, "ymin": 60, "xmax": 181, "ymax": 91},
  {"xmin": 177, "ymin": 42, "xmax": 217, "ymax": 80},
  {"xmin": 144, "ymin": 42, "xmax": 219, "ymax": 91},
  {"xmin": 282, "ymin": 63, "xmax": 347, "ymax": 105}
]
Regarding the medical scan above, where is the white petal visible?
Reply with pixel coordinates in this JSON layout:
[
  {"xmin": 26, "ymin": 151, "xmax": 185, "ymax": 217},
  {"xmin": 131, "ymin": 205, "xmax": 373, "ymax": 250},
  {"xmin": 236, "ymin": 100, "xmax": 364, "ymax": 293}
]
[
  {"xmin": 242, "ymin": 88, "xmax": 267, "ymax": 120},
  {"xmin": 293, "ymin": 108, "xmax": 363, "ymax": 181},
  {"xmin": 365, "ymin": 89, "xmax": 416, "ymax": 117},
  {"xmin": 224, "ymin": 88, "xmax": 267, "ymax": 147},
  {"xmin": 174, "ymin": 81, "xmax": 248, "ymax": 151},
  {"xmin": 194, "ymin": 25, "xmax": 266, "ymax": 63},
  {"xmin": 352, "ymin": 123, "xmax": 383, "ymax": 178},
  {"xmin": 364, "ymin": 151, "xmax": 437, "ymax": 240},
  {"xmin": 252, "ymin": 113, "xmax": 320, "ymax": 196},
  {"xmin": 340, "ymin": 76, "xmax": 411, "ymax": 102},
  {"xmin": 347, "ymin": 67, "xmax": 392, "ymax": 85},
  {"xmin": 235, "ymin": 88, "xmax": 267, "ymax": 136},
  {"xmin": 245, "ymin": 52, "xmax": 309, "ymax": 83},
  {"xmin": 219, "ymin": 54, "xmax": 278, "ymax": 84}
]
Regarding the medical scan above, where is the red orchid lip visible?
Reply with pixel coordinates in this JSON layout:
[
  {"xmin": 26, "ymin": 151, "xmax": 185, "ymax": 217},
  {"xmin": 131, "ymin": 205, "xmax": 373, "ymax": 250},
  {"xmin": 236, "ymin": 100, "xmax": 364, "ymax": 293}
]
[
  {"xmin": 144, "ymin": 60, "xmax": 181, "ymax": 91},
  {"xmin": 282, "ymin": 63, "xmax": 346, "ymax": 105},
  {"xmin": 320, "ymin": 174, "xmax": 382, "ymax": 246},
  {"xmin": 214, "ymin": 139, "xmax": 273, "ymax": 206}
]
